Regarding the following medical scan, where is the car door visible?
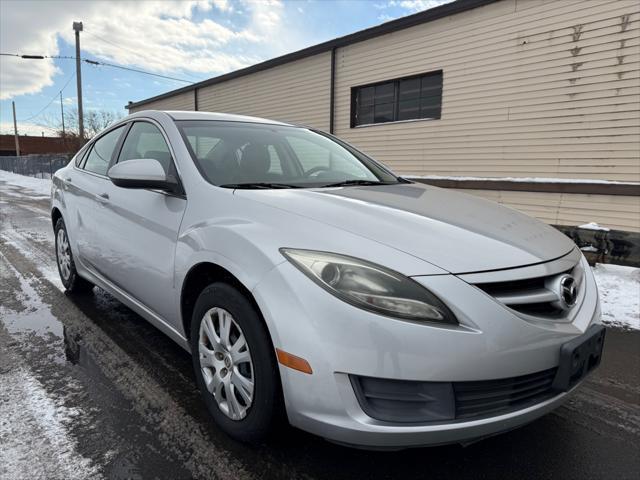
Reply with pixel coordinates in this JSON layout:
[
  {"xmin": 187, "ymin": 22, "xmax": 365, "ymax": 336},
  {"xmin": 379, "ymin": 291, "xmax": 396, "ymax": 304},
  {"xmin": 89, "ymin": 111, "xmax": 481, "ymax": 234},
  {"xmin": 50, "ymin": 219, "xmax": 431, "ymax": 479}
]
[
  {"xmin": 68, "ymin": 124, "xmax": 128, "ymax": 270},
  {"xmin": 93, "ymin": 120, "xmax": 187, "ymax": 324}
]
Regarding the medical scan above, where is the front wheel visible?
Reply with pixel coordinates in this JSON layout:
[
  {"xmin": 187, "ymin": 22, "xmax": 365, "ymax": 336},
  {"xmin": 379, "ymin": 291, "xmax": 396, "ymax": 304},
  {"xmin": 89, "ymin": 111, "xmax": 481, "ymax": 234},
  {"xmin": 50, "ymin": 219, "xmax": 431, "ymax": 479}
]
[
  {"xmin": 54, "ymin": 218, "xmax": 93, "ymax": 293},
  {"xmin": 190, "ymin": 282, "xmax": 282, "ymax": 443}
]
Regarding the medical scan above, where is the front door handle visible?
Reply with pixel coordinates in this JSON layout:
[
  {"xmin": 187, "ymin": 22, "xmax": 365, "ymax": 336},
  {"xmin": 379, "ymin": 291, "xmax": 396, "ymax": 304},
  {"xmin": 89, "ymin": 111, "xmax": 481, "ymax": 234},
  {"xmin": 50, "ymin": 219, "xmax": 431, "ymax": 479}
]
[{"xmin": 99, "ymin": 192, "xmax": 110, "ymax": 200}]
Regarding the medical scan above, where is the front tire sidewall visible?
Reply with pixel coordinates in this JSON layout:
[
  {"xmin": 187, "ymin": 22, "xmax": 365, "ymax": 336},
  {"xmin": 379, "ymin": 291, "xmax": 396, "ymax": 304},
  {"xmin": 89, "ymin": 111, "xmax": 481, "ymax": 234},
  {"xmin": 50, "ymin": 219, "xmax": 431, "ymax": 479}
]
[{"xmin": 190, "ymin": 283, "xmax": 280, "ymax": 443}]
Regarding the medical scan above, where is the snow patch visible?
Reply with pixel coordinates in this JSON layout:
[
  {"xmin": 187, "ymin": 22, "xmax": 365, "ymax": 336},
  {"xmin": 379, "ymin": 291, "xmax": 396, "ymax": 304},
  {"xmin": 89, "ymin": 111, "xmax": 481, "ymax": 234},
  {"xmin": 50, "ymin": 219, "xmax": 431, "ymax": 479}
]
[
  {"xmin": 0, "ymin": 230, "xmax": 63, "ymax": 291},
  {"xmin": 0, "ymin": 367, "xmax": 102, "ymax": 480},
  {"xmin": 412, "ymin": 175, "xmax": 640, "ymax": 186},
  {"xmin": 0, "ymin": 170, "xmax": 52, "ymax": 198},
  {"xmin": 593, "ymin": 263, "xmax": 640, "ymax": 331},
  {"xmin": 579, "ymin": 222, "xmax": 610, "ymax": 232}
]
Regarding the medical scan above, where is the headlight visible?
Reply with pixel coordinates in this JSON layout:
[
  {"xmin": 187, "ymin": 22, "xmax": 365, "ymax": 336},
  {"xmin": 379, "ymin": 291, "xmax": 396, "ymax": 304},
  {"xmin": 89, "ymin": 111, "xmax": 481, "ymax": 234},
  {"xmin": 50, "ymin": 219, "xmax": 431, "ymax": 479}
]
[{"xmin": 280, "ymin": 249, "xmax": 457, "ymax": 324}]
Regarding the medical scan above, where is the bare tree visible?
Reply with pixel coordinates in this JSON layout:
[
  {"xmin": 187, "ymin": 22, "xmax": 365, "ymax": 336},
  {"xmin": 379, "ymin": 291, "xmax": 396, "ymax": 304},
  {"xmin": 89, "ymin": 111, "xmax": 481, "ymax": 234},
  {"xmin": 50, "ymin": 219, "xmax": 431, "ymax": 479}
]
[
  {"xmin": 41, "ymin": 107, "xmax": 124, "ymax": 150},
  {"xmin": 61, "ymin": 108, "xmax": 123, "ymax": 139}
]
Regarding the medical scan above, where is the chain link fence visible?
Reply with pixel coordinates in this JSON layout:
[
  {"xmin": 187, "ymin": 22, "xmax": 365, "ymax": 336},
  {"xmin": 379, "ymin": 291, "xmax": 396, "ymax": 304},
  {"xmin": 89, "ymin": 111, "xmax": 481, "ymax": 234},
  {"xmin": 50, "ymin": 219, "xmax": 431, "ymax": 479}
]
[{"xmin": 0, "ymin": 154, "xmax": 72, "ymax": 179}]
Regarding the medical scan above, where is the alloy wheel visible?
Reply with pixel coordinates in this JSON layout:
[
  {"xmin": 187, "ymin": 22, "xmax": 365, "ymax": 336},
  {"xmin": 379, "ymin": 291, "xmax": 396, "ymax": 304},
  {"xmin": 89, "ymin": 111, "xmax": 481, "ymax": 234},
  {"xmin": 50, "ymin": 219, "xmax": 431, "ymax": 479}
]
[
  {"xmin": 57, "ymin": 228, "xmax": 72, "ymax": 281},
  {"xmin": 198, "ymin": 307, "xmax": 255, "ymax": 420}
]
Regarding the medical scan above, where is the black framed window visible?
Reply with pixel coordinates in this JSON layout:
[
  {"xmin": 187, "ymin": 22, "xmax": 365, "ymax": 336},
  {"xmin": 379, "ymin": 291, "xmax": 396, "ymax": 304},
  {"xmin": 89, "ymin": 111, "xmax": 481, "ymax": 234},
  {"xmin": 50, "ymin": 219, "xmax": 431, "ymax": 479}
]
[
  {"xmin": 351, "ymin": 70, "xmax": 442, "ymax": 127},
  {"xmin": 81, "ymin": 125, "xmax": 126, "ymax": 175},
  {"xmin": 74, "ymin": 144, "xmax": 91, "ymax": 167},
  {"xmin": 118, "ymin": 122, "xmax": 173, "ymax": 173}
]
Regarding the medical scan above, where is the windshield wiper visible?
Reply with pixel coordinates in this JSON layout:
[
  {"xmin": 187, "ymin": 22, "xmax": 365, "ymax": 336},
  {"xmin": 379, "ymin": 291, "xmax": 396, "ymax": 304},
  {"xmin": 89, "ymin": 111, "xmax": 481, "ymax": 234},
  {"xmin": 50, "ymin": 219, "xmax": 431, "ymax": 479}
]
[
  {"xmin": 320, "ymin": 179, "xmax": 398, "ymax": 188},
  {"xmin": 219, "ymin": 182, "xmax": 301, "ymax": 189}
]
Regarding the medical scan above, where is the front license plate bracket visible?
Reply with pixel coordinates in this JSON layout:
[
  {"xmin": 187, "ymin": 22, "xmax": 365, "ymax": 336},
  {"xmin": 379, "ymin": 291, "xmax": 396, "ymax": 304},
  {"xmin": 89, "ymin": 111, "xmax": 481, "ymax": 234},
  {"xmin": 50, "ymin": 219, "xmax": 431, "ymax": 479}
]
[{"xmin": 552, "ymin": 324, "xmax": 606, "ymax": 392}]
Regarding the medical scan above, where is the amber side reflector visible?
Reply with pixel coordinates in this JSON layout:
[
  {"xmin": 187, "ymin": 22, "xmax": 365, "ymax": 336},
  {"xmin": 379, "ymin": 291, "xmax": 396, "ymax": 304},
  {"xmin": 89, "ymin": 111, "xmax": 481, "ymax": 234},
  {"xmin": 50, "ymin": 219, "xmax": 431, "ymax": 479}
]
[{"xmin": 276, "ymin": 348, "xmax": 313, "ymax": 374}]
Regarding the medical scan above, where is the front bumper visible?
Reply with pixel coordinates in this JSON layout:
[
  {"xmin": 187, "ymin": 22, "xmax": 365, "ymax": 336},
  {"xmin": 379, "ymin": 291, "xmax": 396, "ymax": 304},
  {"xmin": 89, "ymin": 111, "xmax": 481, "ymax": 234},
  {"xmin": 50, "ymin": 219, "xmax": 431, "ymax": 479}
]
[
  {"xmin": 252, "ymin": 256, "xmax": 601, "ymax": 449},
  {"xmin": 294, "ymin": 378, "xmax": 574, "ymax": 449}
]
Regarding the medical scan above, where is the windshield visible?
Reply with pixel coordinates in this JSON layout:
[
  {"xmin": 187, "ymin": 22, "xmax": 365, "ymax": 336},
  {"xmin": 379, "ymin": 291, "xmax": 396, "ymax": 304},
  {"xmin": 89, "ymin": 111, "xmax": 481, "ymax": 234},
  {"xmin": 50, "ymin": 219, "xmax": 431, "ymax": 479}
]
[{"xmin": 176, "ymin": 120, "xmax": 400, "ymax": 188}]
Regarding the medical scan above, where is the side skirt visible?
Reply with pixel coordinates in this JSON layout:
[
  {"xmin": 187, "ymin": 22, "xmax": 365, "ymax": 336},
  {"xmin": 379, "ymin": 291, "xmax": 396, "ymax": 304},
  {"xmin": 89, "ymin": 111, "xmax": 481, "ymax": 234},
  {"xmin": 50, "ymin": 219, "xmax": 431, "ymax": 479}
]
[{"xmin": 76, "ymin": 257, "xmax": 191, "ymax": 352}]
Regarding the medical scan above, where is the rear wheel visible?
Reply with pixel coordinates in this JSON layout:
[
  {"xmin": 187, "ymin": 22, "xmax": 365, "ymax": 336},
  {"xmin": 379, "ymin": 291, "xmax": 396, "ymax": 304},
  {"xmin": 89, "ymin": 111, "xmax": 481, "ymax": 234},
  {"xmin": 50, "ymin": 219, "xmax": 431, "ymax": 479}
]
[
  {"xmin": 54, "ymin": 218, "xmax": 93, "ymax": 293},
  {"xmin": 190, "ymin": 282, "xmax": 282, "ymax": 443}
]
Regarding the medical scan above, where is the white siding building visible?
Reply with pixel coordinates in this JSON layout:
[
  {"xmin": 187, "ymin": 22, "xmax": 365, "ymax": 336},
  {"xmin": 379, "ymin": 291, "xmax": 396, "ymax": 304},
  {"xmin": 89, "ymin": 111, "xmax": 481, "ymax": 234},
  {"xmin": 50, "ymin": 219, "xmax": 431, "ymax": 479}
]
[{"xmin": 128, "ymin": 0, "xmax": 640, "ymax": 234}]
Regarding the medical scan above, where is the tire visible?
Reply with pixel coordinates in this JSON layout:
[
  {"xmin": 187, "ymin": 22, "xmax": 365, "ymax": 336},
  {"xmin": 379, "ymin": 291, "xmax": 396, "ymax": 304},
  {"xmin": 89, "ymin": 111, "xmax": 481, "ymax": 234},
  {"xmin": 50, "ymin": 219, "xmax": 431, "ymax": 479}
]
[
  {"xmin": 190, "ymin": 282, "xmax": 282, "ymax": 443},
  {"xmin": 54, "ymin": 217, "xmax": 93, "ymax": 293}
]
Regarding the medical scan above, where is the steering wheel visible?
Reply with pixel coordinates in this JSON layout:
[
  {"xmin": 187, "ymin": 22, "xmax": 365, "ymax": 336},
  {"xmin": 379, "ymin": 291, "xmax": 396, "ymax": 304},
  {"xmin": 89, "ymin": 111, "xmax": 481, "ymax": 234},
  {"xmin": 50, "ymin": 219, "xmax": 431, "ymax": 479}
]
[{"xmin": 304, "ymin": 166, "xmax": 331, "ymax": 177}]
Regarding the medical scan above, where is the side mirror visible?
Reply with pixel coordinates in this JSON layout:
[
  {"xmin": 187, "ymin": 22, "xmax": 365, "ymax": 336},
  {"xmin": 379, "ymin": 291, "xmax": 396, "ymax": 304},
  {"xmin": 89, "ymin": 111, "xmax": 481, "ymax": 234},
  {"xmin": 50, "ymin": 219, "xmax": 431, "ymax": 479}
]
[{"xmin": 108, "ymin": 158, "xmax": 178, "ymax": 192}]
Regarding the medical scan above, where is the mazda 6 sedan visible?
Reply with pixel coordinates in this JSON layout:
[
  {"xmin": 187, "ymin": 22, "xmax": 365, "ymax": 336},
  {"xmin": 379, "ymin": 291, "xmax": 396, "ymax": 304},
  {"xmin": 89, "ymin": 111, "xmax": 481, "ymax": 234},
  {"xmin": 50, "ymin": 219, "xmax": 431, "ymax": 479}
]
[{"xmin": 51, "ymin": 110, "xmax": 604, "ymax": 449}]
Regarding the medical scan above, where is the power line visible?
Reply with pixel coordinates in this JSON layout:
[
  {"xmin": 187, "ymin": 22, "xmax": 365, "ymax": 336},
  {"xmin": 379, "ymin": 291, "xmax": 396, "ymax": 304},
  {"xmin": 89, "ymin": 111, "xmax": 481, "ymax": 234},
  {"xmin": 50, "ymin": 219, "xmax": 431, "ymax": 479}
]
[
  {"xmin": 84, "ymin": 31, "xmax": 146, "ymax": 60},
  {"xmin": 3, "ymin": 49, "xmax": 194, "ymax": 124},
  {"xmin": 18, "ymin": 72, "xmax": 76, "ymax": 122},
  {"xmin": 83, "ymin": 30, "xmax": 201, "ymax": 81},
  {"xmin": 1, "ymin": 52, "xmax": 194, "ymax": 83},
  {"xmin": 1, "ymin": 53, "xmax": 71, "ymax": 60},
  {"xmin": 83, "ymin": 59, "xmax": 193, "ymax": 83}
]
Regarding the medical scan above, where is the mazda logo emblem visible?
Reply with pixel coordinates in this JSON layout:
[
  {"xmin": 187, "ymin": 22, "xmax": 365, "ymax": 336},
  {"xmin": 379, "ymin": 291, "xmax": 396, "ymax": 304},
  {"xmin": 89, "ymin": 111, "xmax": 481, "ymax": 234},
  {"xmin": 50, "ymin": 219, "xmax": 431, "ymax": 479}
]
[{"xmin": 559, "ymin": 275, "xmax": 578, "ymax": 308}]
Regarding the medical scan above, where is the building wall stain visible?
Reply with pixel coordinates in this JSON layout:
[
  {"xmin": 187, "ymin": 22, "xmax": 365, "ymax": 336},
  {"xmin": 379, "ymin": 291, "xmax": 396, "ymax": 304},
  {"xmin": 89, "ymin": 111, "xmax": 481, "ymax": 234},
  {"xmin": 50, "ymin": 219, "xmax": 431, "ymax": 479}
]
[
  {"xmin": 572, "ymin": 24, "xmax": 584, "ymax": 42},
  {"xmin": 620, "ymin": 14, "xmax": 630, "ymax": 32}
]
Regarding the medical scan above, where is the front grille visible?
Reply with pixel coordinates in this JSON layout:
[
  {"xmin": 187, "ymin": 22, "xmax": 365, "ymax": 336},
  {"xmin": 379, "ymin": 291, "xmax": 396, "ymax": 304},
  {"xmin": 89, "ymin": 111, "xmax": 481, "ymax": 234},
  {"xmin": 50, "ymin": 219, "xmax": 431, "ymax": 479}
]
[
  {"xmin": 453, "ymin": 368, "xmax": 557, "ymax": 419},
  {"xmin": 351, "ymin": 368, "xmax": 558, "ymax": 424},
  {"xmin": 474, "ymin": 261, "xmax": 584, "ymax": 319}
]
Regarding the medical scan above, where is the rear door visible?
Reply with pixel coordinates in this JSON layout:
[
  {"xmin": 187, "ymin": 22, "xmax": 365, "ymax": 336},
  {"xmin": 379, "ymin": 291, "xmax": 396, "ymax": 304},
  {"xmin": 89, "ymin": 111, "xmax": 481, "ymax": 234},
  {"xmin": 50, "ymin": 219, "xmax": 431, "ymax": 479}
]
[
  {"xmin": 92, "ymin": 120, "xmax": 187, "ymax": 324},
  {"xmin": 69, "ymin": 124, "xmax": 127, "ymax": 269}
]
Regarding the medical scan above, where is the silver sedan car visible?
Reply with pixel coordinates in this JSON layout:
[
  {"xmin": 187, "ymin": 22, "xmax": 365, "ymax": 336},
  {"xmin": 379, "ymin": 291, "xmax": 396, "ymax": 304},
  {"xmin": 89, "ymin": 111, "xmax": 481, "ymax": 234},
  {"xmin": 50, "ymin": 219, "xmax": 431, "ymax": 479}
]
[{"xmin": 51, "ymin": 110, "xmax": 605, "ymax": 449}]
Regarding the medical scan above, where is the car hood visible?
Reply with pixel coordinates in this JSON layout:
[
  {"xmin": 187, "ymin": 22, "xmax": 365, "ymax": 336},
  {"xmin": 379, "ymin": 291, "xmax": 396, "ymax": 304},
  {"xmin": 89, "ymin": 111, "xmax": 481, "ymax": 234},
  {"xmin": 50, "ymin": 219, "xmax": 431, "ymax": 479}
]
[{"xmin": 235, "ymin": 183, "xmax": 575, "ymax": 274}]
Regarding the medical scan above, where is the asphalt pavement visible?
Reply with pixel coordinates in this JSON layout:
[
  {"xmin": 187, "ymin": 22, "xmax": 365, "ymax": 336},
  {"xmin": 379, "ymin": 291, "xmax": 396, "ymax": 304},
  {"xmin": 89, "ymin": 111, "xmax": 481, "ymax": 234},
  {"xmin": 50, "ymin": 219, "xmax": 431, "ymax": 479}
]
[{"xmin": 1, "ymin": 179, "xmax": 639, "ymax": 480}]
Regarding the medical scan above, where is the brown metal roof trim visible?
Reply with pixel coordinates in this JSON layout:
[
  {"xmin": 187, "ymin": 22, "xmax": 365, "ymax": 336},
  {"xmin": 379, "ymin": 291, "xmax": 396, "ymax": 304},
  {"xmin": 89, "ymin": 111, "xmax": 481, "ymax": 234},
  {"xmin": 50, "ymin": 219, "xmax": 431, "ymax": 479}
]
[
  {"xmin": 126, "ymin": 0, "xmax": 499, "ymax": 110},
  {"xmin": 412, "ymin": 178, "xmax": 640, "ymax": 196}
]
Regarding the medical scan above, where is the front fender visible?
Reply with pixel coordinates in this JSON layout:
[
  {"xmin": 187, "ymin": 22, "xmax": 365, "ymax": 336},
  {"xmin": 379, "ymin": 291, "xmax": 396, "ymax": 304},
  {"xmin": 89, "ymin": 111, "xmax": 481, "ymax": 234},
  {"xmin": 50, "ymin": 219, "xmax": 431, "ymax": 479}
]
[{"xmin": 175, "ymin": 220, "xmax": 286, "ymax": 296}]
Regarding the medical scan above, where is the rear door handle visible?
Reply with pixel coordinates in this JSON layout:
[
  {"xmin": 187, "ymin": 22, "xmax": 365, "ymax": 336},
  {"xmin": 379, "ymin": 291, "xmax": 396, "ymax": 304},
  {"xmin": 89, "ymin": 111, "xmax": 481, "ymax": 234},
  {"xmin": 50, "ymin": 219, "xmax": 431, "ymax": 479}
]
[{"xmin": 99, "ymin": 192, "xmax": 110, "ymax": 200}]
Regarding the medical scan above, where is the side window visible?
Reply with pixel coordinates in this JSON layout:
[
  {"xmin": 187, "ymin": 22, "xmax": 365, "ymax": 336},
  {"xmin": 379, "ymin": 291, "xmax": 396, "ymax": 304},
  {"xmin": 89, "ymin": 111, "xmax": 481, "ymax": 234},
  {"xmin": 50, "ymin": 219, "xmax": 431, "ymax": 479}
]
[
  {"xmin": 267, "ymin": 145, "xmax": 283, "ymax": 174},
  {"xmin": 118, "ymin": 122, "xmax": 172, "ymax": 173},
  {"xmin": 82, "ymin": 125, "xmax": 126, "ymax": 175},
  {"xmin": 286, "ymin": 137, "xmax": 329, "ymax": 173},
  {"xmin": 286, "ymin": 136, "xmax": 368, "ymax": 177},
  {"xmin": 186, "ymin": 135, "xmax": 221, "ymax": 159},
  {"xmin": 74, "ymin": 145, "xmax": 90, "ymax": 167}
]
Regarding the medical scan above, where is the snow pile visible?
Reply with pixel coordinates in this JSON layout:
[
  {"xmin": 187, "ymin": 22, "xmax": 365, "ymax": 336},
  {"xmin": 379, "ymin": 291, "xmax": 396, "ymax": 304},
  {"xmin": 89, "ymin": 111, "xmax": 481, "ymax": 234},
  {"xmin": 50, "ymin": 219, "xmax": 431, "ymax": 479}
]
[
  {"xmin": 0, "ymin": 170, "xmax": 52, "ymax": 198},
  {"xmin": 593, "ymin": 264, "xmax": 640, "ymax": 331}
]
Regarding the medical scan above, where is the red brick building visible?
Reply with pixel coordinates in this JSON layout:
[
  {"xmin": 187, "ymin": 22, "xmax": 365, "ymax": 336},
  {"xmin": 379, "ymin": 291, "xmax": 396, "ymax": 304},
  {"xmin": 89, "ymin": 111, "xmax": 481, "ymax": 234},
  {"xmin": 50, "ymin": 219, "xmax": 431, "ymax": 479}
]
[{"xmin": 0, "ymin": 135, "xmax": 77, "ymax": 156}]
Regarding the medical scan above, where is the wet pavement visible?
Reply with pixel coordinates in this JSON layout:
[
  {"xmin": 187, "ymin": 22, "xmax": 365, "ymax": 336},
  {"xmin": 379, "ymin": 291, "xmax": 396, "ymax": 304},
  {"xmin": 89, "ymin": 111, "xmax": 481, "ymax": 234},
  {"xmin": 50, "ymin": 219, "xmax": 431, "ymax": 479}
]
[{"xmin": 1, "ymin": 179, "xmax": 639, "ymax": 480}]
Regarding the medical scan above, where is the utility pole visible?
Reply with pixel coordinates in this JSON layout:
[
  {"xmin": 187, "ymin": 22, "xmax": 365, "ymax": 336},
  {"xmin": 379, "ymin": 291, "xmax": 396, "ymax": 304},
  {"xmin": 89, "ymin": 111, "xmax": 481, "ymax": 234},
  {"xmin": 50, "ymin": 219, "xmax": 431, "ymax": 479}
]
[
  {"xmin": 60, "ymin": 91, "xmax": 66, "ymax": 137},
  {"xmin": 73, "ymin": 21, "xmax": 84, "ymax": 142},
  {"xmin": 12, "ymin": 101, "xmax": 20, "ymax": 156}
]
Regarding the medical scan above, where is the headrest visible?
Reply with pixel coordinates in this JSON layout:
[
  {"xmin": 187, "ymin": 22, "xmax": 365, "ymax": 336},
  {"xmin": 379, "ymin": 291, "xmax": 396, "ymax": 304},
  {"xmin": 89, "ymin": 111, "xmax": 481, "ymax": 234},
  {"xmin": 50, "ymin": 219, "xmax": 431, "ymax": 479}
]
[{"xmin": 239, "ymin": 144, "xmax": 270, "ymax": 180}]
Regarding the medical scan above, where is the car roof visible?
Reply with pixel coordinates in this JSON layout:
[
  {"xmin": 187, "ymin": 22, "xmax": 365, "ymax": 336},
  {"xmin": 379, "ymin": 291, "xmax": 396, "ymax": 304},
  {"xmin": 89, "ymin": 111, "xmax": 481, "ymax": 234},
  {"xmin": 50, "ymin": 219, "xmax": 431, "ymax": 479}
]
[{"xmin": 127, "ymin": 110, "xmax": 295, "ymax": 127}]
